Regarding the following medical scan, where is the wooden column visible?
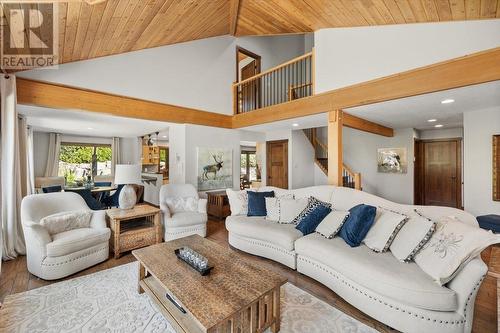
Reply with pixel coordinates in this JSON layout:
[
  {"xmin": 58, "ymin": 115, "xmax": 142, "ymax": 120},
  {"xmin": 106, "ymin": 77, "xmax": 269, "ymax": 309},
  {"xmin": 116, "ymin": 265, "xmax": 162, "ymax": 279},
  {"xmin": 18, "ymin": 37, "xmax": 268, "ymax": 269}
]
[{"xmin": 328, "ymin": 110, "xmax": 343, "ymax": 186}]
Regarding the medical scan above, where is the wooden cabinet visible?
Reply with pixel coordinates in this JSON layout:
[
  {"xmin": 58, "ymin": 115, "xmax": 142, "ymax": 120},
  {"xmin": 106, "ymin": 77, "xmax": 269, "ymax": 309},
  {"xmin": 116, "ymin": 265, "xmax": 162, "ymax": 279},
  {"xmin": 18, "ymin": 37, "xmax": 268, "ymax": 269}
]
[{"xmin": 207, "ymin": 191, "xmax": 230, "ymax": 220}]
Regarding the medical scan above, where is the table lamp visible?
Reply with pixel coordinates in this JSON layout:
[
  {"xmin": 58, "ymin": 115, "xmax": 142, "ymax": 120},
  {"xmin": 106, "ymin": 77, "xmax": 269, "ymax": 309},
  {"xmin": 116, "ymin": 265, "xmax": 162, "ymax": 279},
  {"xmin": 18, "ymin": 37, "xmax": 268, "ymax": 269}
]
[{"xmin": 114, "ymin": 164, "xmax": 141, "ymax": 209}]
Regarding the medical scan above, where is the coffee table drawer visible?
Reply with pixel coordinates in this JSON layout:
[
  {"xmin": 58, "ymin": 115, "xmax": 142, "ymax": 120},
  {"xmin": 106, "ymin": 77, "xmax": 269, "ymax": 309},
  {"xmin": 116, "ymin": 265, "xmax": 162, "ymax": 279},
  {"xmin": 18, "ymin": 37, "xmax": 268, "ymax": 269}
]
[{"xmin": 120, "ymin": 228, "xmax": 156, "ymax": 252}]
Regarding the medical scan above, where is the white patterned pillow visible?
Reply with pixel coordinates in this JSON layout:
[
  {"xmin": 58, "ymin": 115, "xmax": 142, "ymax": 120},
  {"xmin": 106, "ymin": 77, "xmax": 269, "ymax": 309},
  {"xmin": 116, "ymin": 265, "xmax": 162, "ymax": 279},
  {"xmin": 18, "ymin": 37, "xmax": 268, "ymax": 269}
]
[
  {"xmin": 363, "ymin": 207, "xmax": 408, "ymax": 253},
  {"xmin": 415, "ymin": 215, "xmax": 500, "ymax": 285},
  {"xmin": 166, "ymin": 197, "xmax": 198, "ymax": 213},
  {"xmin": 40, "ymin": 210, "xmax": 92, "ymax": 235},
  {"xmin": 315, "ymin": 210, "xmax": 350, "ymax": 239},
  {"xmin": 226, "ymin": 189, "xmax": 251, "ymax": 216},
  {"xmin": 265, "ymin": 194, "xmax": 295, "ymax": 222},
  {"xmin": 390, "ymin": 210, "xmax": 436, "ymax": 262},
  {"xmin": 279, "ymin": 198, "xmax": 309, "ymax": 224}
]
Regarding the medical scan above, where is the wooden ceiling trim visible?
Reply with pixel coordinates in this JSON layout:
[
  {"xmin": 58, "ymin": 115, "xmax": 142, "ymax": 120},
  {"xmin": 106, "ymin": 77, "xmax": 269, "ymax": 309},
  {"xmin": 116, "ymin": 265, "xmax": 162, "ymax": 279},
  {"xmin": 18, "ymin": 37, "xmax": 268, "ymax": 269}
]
[
  {"xmin": 89, "ymin": 0, "xmax": 120, "ymax": 58},
  {"xmin": 103, "ymin": 0, "xmax": 139, "ymax": 57},
  {"xmin": 71, "ymin": 2, "xmax": 92, "ymax": 60},
  {"xmin": 465, "ymin": 0, "xmax": 481, "ymax": 18},
  {"xmin": 371, "ymin": 0, "xmax": 397, "ymax": 24},
  {"xmin": 16, "ymin": 78, "xmax": 233, "ymax": 128},
  {"xmin": 408, "ymin": 0, "xmax": 428, "ymax": 21},
  {"xmin": 62, "ymin": 1, "xmax": 82, "ymax": 63},
  {"xmin": 98, "ymin": 0, "xmax": 130, "ymax": 56},
  {"xmin": 435, "ymin": 0, "xmax": 453, "ymax": 20},
  {"xmin": 421, "ymin": 0, "xmax": 440, "ymax": 20},
  {"xmin": 110, "ymin": 0, "xmax": 146, "ymax": 55},
  {"xmin": 232, "ymin": 46, "xmax": 500, "ymax": 128},
  {"xmin": 343, "ymin": 112, "xmax": 394, "ymax": 137},
  {"xmin": 395, "ymin": 0, "xmax": 417, "ymax": 23},
  {"xmin": 380, "ymin": 0, "xmax": 406, "ymax": 23},
  {"xmin": 481, "ymin": 0, "xmax": 498, "ymax": 18},
  {"xmin": 352, "ymin": 1, "xmax": 384, "ymax": 25},
  {"xmin": 449, "ymin": 0, "xmax": 466, "ymax": 20},
  {"xmin": 229, "ymin": 0, "xmax": 241, "ymax": 35}
]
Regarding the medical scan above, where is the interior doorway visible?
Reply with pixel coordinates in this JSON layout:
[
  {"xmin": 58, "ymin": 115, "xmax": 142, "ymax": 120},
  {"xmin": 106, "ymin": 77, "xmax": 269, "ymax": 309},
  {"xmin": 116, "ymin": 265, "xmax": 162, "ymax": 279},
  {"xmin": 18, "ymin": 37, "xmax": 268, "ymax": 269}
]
[
  {"xmin": 266, "ymin": 140, "xmax": 288, "ymax": 189},
  {"xmin": 414, "ymin": 139, "xmax": 462, "ymax": 208},
  {"xmin": 236, "ymin": 46, "xmax": 261, "ymax": 112}
]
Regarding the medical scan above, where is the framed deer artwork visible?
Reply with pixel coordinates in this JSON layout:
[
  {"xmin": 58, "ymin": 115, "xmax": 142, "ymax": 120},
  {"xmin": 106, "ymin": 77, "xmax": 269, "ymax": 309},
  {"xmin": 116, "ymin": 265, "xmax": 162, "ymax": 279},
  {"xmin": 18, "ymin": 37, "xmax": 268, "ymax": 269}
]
[{"xmin": 197, "ymin": 148, "xmax": 233, "ymax": 191}]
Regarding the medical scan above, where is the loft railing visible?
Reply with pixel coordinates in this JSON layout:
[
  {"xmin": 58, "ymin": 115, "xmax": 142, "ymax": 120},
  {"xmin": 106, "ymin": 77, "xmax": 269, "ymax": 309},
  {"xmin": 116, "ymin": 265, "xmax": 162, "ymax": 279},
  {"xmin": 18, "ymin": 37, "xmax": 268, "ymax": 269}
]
[
  {"xmin": 233, "ymin": 50, "xmax": 314, "ymax": 114},
  {"xmin": 302, "ymin": 128, "xmax": 362, "ymax": 190}
]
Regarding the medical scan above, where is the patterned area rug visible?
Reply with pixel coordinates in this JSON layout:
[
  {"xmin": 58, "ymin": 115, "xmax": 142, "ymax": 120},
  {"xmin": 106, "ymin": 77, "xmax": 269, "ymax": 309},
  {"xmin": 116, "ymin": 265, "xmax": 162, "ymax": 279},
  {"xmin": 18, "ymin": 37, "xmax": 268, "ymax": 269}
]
[{"xmin": 0, "ymin": 263, "xmax": 377, "ymax": 333}]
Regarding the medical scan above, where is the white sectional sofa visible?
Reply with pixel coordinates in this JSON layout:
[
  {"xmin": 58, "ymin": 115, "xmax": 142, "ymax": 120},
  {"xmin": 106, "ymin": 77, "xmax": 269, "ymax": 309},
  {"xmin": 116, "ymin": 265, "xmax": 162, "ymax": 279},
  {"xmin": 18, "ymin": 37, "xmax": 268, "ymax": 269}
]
[{"xmin": 225, "ymin": 185, "xmax": 487, "ymax": 333}]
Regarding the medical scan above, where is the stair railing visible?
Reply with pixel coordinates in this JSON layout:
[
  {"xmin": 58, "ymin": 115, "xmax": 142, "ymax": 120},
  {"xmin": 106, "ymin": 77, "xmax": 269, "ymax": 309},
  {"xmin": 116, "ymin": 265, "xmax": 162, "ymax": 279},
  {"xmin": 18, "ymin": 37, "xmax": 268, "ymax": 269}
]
[
  {"xmin": 233, "ymin": 50, "xmax": 314, "ymax": 114},
  {"xmin": 302, "ymin": 128, "xmax": 362, "ymax": 190}
]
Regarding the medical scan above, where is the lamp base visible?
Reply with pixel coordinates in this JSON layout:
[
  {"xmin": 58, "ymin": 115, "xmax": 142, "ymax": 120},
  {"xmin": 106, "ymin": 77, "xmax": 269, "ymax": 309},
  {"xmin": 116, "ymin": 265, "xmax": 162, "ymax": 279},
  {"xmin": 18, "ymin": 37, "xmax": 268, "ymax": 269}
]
[{"xmin": 118, "ymin": 184, "xmax": 137, "ymax": 209}]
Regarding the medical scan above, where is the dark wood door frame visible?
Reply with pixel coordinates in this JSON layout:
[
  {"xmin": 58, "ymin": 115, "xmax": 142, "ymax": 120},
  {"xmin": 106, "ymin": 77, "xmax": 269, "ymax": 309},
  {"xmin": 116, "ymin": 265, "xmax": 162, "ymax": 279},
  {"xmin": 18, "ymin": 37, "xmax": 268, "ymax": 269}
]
[
  {"xmin": 414, "ymin": 138, "xmax": 462, "ymax": 209},
  {"xmin": 236, "ymin": 46, "xmax": 261, "ymax": 82},
  {"xmin": 266, "ymin": 140, "xmax": 289, "ymax": 189}
]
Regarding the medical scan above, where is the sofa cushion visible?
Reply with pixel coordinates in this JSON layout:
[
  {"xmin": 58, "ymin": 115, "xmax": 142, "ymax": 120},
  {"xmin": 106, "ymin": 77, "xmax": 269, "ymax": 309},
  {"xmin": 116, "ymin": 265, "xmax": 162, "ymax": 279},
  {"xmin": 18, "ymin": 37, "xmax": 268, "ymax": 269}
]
[
  {"xmin": 363, "ymin": 207, "xmax": 408, "ymax": 253},
  {"xmin": 295, "ymin": 233, "xmax": 458, "ymax": 312},
  {"xmin": 47, "ymin": 228, "xmax": 110, "ymax": 257},
  {"xmin": 247, "ymin": 191, "xmax": 274, "ymax": 217},
  {"xmin": 279, "ymin": 198, "xmax": 308, "ymax": 224},
  {"xmin": 295, "ymin": 203, "xmax": 331, "ymax": 236},
  {"xmin": 170, "ymin": 212, "xmax": 208, "ymax": 227},
  {"xmin": 226, "ymin": 216, "xmax": 303, "ymax": 251},
  {"xmin": 315, "ymin": 210, "xmax": 350, "ymax": 239},
  {"xmin": 338, "ymin": 204, "xmax": 377, "ymax": 247}
]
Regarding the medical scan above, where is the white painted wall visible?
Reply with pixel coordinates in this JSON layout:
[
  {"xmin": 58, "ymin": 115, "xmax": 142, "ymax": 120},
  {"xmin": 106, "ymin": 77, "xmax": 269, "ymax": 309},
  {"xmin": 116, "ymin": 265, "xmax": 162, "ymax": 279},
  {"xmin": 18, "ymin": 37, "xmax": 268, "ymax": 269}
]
[
  {"xmin": 463, "ymin": 107, "xmax": 500, "ymax": 216},
  {"xmin": 19, "ymin": 35, "xmax": 305, "ymax": 115},
  {"xmin": 120, "ymin": 137, "xmax": 141, "ymax": 164},
  {"xmin": 418, "ymin": 127, "xmax": 463, "ymax": 140},
  {"xmin": 315, "ymin": 20, "xmax": 500, "ymax": 93},
  {"xmin": 290, "ymin": 130, "xmax": 315, "ymax": 189},
  {"xmin": 342, "ymin": 127, "xmax": 417, "ymax": 205}
]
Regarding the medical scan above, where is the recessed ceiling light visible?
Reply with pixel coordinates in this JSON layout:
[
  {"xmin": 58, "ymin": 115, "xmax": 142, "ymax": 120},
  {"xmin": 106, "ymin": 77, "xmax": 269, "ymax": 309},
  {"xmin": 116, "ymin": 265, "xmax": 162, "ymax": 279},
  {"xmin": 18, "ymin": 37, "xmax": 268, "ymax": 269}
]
[
  {"xmin": 427, "ymin": 119, "xmax": 437, "ymax": 122},
  {"xmin": 441, "ymin": 99, "xmax": 455, "ymax": 104},
  {"xmin": 292, "ymin": 123, "xmax": 299, "ymax": 127},
  {"xmin": 162, "ymin": 135, "xmax": 167, "ymax": 138},
  {"xmin": 434, "ymin": 124, "xmax": 444, "ymax": 128},
  {"xmin": 87, "ymin": 127, "xmax": 93, "ymax": 130}
]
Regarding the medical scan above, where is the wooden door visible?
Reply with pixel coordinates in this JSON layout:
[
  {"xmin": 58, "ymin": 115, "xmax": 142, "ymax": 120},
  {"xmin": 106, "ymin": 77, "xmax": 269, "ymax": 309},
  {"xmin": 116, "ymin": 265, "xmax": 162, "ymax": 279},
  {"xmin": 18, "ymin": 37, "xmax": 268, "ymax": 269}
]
[
  {"xmin": 266, "ymin": 140, "xmax": 288, "ymax": 189},
  {"xmin": 414, "ymin": 139, "xmax": 461, "ymax": 208},
  {"xmin": 241, "ymin": 60, "xmax": 259, "ymax": 112}
]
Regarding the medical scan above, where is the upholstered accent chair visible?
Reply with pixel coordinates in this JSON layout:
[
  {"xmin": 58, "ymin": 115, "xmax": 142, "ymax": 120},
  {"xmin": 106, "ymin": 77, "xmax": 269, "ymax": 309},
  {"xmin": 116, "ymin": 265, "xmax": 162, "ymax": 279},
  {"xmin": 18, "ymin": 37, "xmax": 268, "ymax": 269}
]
[
  {"xmin": 159, "ymin": 184, "xmax": 207, "ymax": 241},
  {"xmin": 21, "ymin": 192, "xmax": 110, "ymax": 280}
]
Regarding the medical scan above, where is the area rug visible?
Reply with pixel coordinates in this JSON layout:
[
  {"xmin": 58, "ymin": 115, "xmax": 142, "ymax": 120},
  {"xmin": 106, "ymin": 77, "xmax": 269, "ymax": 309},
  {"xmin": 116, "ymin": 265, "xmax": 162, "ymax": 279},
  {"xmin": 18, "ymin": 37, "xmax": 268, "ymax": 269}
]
[{"xmin": 0, "ymin": 263, "xmax": 378, "ymax": 333}]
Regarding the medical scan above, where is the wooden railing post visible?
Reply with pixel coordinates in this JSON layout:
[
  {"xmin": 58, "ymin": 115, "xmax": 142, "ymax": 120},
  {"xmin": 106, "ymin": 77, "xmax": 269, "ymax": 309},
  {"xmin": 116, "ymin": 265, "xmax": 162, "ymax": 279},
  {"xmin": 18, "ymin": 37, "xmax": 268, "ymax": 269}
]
[
  {"xmin": 328, "ymin": 110, "xmax": 343, "ymax": 186},
  {"xmin": 354, "ymin": 173, "xmax": 361, "ymax": 190},
  {"xmin": 232, "ymin": 83, "xmax": 238, "ymax": 114}
]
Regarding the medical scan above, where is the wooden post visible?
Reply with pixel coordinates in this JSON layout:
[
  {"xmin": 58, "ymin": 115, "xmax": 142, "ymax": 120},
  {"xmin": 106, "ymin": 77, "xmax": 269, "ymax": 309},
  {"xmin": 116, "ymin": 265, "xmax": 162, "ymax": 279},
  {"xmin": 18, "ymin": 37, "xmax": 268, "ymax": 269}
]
[
  {"xmin": 354, "ymin": 173, "xmax": 362, "ymax": 190},
  {"xmin": 232, "ymin": 83, "xmax": 238, "ymax": 115},
  {"xmin": 328, "ymin": 110, "xmax": 343, "ymax": 186}
]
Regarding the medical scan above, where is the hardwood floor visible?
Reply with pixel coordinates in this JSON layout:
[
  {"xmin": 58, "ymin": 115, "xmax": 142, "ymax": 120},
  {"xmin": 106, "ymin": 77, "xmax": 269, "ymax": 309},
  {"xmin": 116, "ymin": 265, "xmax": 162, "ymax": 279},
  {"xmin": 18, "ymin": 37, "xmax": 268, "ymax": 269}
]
[{"xmin": 0, "ymin": 219, "xmax": 495, "ymax": 333}]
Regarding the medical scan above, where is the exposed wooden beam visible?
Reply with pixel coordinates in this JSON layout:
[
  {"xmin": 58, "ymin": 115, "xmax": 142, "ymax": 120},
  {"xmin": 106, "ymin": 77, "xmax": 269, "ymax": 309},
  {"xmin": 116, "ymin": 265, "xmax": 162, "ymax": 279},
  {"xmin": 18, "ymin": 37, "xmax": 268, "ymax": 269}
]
[
  {"xmin": 229, "ymin": 0, "xmax": 241, "ymax": 36},
  {"xmin": 327, "ymin": 110, "xmax": 343, "ymax": 186},
  {"xmin": 16, "ymin": 78, "xmax": 233, "ymax": 128},
  {"xmin": 232, "ymin": 46, "xmax": 500, "ymax": 127},
  {"xmin": 343, "ymin": 112, "xmax": 393, "ymax": 137}
]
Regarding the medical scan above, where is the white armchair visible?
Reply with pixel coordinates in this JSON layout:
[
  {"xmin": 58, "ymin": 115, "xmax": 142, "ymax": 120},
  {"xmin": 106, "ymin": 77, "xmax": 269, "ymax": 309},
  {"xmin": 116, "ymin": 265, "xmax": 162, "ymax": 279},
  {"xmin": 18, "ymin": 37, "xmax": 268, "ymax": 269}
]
[
  {"xmin": 21, "ymin": 192, "xmax": 110, "ymax": 280},
  {"xmin": 160, "ymin": 184, "xmax": 208, "ymax": 241}
]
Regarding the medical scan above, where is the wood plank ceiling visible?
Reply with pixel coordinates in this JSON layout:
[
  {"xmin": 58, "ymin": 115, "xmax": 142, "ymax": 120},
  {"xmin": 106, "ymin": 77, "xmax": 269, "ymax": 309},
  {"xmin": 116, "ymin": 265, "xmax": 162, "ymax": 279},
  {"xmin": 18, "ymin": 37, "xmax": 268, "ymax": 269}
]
[{"xmin": 1, "ymin": 0, "xmax": 498, "ymax": 65}]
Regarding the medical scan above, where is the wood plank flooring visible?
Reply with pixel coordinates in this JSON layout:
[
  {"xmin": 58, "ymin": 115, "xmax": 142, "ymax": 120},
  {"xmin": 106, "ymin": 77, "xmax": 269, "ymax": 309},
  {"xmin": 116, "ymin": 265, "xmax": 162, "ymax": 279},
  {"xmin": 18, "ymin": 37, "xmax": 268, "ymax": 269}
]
[{"xmin": 0, "ymin": 219, "xmax": 495, "ymax": 333}]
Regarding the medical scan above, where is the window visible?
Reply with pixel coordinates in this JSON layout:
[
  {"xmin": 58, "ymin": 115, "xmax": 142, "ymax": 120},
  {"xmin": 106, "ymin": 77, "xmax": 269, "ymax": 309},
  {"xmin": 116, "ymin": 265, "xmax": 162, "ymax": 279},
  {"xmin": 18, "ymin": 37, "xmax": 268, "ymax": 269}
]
[
  {"xmin": 241, "ymin": 150, "xmax": 257, "ymax": 185},
  {"xmin": 58, "ymin": 143, "xmax": 112, "ymax": 184}
]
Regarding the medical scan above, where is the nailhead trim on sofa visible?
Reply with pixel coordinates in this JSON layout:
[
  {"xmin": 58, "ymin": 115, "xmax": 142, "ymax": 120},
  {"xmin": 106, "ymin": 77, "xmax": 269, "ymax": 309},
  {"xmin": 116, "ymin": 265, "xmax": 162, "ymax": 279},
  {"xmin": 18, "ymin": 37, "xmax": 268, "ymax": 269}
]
[
  {"xmin": 230, "ymin": 233, "xmax": 296, "ymax": 258},
  {"xmin": 166, "ymin": 225, "xmax": 206, "ymax": 236},
  {"xmin": 297, "ymin": 256, "xmax": 485, "ymax": 326},
  {"xmin": 41, "ymin": 245, "xmax": 108, "ymax": 267}
]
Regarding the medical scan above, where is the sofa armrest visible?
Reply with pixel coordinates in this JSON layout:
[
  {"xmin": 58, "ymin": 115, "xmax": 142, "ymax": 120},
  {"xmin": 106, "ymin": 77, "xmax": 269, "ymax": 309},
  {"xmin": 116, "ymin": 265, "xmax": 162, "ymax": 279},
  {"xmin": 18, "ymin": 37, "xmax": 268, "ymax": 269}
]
[
  {"xmin": 198, "ymin": 199, "xmax": 207, "ymax": 214},
  {"xmin": 90, "ymin": 210, "xmax": 107, "ymax": 229},
  {"xmin": 23, "ymin": 221, "xmax": 52, "ymax": 249},
  {"xmin": 446, "ymin": 257, "xmax": 487, "ymax": 326},
  {"xmin": 160, "ymin": 202, "xmax": 171, "ymax": 219}
]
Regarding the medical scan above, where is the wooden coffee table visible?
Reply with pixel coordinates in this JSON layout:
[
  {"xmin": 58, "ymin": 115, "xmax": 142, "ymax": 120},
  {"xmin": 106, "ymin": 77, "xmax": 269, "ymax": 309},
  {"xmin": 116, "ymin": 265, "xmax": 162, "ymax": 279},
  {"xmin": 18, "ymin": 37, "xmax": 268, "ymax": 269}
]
[{"xmin": 132, "ymin": 235, "xmax": 287, "ymax": 333}]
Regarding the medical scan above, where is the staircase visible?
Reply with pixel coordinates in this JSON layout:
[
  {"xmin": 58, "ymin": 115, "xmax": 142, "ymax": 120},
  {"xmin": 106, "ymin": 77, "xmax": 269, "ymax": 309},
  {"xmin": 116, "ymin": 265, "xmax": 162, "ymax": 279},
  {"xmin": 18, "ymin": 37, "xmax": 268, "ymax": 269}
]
[{"xmin": 302, "ymin": 128, "xmax": 362, "ymax": 190}]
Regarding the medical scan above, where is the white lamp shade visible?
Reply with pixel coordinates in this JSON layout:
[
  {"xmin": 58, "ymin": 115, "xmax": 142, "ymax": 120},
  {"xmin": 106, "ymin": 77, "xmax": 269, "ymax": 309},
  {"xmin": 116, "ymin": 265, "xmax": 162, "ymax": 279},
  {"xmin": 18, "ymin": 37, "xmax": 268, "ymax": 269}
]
[{"xmin": 114, "ymin": 164, "xmax": 141, "ymax": 185}]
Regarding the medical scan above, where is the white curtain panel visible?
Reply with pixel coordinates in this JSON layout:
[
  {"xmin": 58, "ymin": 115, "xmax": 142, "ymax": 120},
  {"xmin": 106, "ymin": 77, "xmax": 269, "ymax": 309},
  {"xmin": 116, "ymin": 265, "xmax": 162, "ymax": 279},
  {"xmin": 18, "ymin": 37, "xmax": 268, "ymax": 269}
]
[
  {"xmin": 111, "ymin": 137, "xmax": 121, "ymax": 174},
  {"xmin": 1, "ymin": 74, "xmax": 26, "ymax": 261},
  {"xmin": 18, "ymin": 117, "xmax": 35, "ymax": 197},
  {"xmin": 44, "ymin": 132, "xmax": 61, "ymax": 177}
]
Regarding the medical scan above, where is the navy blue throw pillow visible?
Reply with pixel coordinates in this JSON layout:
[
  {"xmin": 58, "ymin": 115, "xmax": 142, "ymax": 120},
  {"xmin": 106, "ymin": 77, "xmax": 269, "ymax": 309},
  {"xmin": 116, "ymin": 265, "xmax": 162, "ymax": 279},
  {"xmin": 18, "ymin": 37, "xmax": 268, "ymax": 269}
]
[
  {"xmin": 295, "ymin": 204, "xmax": 332, "ymax": 235},
  {"xmin": 247, "ymin": 191, "xmax": 275, "ymax": 216},
  {"xmin": 338, "ymin": 204, "xmax": 377, "ymax": 247}
]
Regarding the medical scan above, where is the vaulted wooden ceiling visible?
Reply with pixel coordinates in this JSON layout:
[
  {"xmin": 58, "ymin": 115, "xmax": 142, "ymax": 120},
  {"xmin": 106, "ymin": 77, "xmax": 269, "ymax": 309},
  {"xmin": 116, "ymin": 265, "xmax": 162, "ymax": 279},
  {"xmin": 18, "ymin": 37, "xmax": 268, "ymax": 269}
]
[{"xmin": 1, "ymin": 0, "xmax": 498, "ymax": 65}]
